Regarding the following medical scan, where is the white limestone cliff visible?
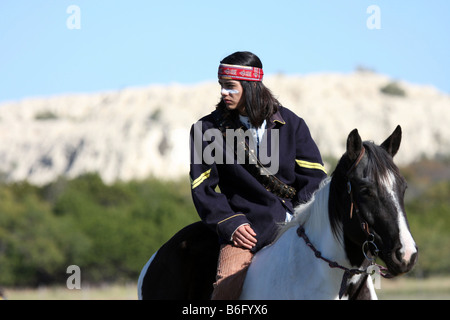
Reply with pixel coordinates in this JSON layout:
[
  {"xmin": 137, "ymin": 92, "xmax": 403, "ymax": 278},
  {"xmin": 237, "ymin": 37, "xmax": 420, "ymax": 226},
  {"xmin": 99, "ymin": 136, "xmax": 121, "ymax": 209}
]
[{"xmin": 0, "ymin": 72, "xmax": 448, "ymax": 185}]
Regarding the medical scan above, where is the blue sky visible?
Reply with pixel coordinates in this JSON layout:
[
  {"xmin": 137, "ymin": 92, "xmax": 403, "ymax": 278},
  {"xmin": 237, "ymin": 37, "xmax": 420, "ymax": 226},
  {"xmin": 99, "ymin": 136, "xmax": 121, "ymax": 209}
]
[{"xmin": 0, "ymin": 1, "xmax": 449, "ymax": 103}]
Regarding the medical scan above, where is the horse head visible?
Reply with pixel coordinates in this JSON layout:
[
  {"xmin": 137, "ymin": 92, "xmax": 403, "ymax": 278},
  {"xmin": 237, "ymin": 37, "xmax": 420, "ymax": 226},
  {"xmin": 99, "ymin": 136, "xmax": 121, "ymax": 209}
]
[{"xmin": 330, "ymin": 125, "xmax": 418, "ymax": 276}]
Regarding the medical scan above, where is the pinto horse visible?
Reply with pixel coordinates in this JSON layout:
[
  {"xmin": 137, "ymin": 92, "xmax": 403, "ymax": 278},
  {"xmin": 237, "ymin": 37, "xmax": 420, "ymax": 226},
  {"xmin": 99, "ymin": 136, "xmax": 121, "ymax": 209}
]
[{"xmin": 138, "ymin": 126, "xmax": 417, "ymax": 300}]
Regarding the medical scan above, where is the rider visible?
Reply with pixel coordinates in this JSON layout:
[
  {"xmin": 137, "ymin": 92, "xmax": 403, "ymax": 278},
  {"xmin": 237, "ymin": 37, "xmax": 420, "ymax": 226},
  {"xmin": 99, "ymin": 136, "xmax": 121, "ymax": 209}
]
[{"xmin": 189, "ymin": 51, "xmax": 327, "ymax": 299}]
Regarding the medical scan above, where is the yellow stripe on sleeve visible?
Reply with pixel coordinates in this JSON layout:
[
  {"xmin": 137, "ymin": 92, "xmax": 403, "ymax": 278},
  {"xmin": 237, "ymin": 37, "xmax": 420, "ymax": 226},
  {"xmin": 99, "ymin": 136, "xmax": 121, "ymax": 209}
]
[
  {"xmin": 296, "ymin": 159, "xmax": 327, "ymax": 174},
  {"xmin": 217, "ymin": 213, "xmax": 246, "ymax": 225},
  {"xmin": 191, "ymin": 169, "xmax": 212, "ymax": 189}
]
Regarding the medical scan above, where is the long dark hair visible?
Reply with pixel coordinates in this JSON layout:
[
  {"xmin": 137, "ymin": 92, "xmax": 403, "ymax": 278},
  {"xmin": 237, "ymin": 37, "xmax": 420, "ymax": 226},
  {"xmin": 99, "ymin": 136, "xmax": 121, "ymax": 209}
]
[{"xmin": 217, "ymin": 51, "xmax": 279, "ymax": 127}]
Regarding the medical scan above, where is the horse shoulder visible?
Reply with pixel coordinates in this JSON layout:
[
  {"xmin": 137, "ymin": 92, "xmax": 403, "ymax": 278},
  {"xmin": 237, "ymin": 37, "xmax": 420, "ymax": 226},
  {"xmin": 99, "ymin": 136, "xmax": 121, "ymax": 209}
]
[{"xmin": 241, "ymin": 227, "xmax": 313, "ymax": 299}]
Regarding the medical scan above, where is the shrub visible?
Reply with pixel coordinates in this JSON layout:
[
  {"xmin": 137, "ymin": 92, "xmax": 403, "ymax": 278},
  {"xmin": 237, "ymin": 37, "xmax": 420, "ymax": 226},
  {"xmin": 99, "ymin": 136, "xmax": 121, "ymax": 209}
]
[
  {"xmin": 0, "ymin": 169, "xmax": 448, "ymax": 286},
  {"xmin": 0, "ymin": 174, "xmax": 199, "ymax": 286},
  {"xmin": 380, "ymin": 82, "xmax": 406, "ymax": 97},
  {"xmin": 34, "ymin": 111, "xmax": 59, "ymax": 120},
  {"xmin": 405, "ymin": 181, "xmax": 450, "ymax": 277}
]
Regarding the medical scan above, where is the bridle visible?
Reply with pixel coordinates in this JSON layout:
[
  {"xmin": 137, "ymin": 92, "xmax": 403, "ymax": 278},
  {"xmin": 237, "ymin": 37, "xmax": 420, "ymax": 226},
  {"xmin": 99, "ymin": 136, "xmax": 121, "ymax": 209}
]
[
  {"xmin": 345, "ymin": 146, "xmax": 380, "ymax": 261},
  {"xmin": 296, "ymin": 146, "xmax": 392, "ymax": 299},
  {"xmin": 346, "ymin": 146, "xmax": 365, "ymax": 220}
]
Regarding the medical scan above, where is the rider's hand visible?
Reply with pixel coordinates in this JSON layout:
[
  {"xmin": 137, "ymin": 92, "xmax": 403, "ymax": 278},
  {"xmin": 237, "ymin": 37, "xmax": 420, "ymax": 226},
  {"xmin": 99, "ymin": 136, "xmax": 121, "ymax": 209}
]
[{"xmin": 232, "ymin": 224, "xmax": 257, "ymax": 249}]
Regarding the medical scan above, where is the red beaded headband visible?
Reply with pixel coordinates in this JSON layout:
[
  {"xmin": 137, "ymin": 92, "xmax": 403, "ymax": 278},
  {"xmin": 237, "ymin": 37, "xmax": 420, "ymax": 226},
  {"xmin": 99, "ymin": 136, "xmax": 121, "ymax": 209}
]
[{"xmin": 218, "ymin": 63, "xmax": 264, "ymax": 82}]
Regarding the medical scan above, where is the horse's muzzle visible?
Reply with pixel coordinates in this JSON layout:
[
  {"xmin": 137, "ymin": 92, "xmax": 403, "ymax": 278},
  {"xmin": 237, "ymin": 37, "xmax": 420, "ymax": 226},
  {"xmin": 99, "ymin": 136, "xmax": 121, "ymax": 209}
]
[{"xmin": 386, "ymin": 245, "xmax": 418, "ymax": 276}]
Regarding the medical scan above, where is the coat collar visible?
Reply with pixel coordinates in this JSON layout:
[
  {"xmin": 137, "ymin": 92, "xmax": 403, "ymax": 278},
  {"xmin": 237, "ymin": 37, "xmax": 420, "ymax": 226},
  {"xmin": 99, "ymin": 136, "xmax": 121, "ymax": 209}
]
[
  {"xmin": 267, "ymin": 108, "xmax": 286, "ymax": 129},
  {"xmin": 215, "ymin": 106, "xmax": 286, "ymax": 130}
]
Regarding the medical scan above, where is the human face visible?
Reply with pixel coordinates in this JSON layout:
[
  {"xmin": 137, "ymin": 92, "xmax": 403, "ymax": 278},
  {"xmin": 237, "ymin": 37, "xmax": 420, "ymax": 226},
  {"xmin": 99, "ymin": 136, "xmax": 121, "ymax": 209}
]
[{"xmin": 219, "ymin": 79, "xmax": 245, "ymax": 114}]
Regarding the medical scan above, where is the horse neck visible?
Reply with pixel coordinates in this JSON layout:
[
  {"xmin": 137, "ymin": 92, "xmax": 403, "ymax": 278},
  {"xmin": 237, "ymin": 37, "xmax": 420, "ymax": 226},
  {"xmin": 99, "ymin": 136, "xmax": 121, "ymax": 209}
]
[{"xmin": 294, "ymin": 179, "xmax": 348, "ymax": 265}]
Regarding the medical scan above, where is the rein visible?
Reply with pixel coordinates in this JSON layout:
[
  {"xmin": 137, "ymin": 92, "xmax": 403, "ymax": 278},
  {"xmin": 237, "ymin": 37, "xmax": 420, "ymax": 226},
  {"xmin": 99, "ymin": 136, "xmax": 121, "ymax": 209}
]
[
  {"xmin": 297, "ymin": 226, "xmax": 365, "ymax": 298},
  {"xmin": 296, "ymin": 146, "xmax": 392, "ymax": 299}
]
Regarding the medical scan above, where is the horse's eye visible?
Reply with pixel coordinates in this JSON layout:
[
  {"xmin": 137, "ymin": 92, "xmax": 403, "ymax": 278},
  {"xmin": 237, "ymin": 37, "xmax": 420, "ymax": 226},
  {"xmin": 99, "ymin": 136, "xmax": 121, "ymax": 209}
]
[{"xmin": 360, "ymin": 187, "xmax": 374, "ymax": 197}]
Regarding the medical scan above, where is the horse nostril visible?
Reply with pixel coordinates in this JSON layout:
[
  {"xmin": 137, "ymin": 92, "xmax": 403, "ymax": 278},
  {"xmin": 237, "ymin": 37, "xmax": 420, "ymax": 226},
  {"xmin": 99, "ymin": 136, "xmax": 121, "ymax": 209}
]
[
  {"xmin": 394, "ymin": 246, "xmax": 418, "ymax": 265},
  {"xmin": 410, "ymin": 250, "xmax": 418, "ymax": 265},
  {"xmin": 395, "ymin": 248, "xmax": 404, "ymax": 263}
]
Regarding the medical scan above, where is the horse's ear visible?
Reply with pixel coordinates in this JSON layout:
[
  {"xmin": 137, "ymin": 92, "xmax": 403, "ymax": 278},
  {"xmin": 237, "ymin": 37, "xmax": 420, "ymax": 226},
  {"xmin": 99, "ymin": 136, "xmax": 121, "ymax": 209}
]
[
  {"xmin": 346, "ymin": 128, "xmax": 363, "ymax": 162},
  {"xmin": 381, "ymin": 125, "xmax": 402, "ymax": 157}
]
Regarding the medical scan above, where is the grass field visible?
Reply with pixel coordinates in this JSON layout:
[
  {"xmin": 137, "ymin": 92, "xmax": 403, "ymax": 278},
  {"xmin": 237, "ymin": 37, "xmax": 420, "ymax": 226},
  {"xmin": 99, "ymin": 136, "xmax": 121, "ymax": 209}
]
[
  {"xmin": 3, "ymin": 276, "xmax": 450, "ymax": 300},
  {"xmin": 2, "ymin": 282, "xmax": 138, "ymax": 300},
  {"xmin": 377, "ymin": 276, "xmax": 450, "ymax": 300}
]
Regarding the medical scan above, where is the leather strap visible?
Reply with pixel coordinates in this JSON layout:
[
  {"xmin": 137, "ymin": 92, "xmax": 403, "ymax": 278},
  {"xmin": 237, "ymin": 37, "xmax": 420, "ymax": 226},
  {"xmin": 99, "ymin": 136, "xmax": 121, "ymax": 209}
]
[
  {"xmin": 346, "ymin": 146, "xmax": 366, "ymax": 219},
  {"xmin": 212, "ymin": 109, "xmax": 297, "ymax": 199}
]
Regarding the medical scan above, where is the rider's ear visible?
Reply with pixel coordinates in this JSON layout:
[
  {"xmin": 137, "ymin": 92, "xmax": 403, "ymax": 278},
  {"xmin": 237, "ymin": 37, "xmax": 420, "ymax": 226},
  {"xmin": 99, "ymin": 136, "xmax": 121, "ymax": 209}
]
[
  {"xmin": 346, "ymin": 129, "xmax": 363, "ymax": 162},
  {"xmin": 381, "ymin": 125, "xmax": 402, "ymax": 157}
]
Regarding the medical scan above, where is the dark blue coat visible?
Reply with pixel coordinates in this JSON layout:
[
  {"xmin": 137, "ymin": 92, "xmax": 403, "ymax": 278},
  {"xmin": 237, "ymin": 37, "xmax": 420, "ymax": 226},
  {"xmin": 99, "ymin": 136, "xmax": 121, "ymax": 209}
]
[{"xmin": 189, "ymin": 106, "xmax": 327, "ymax": 252}]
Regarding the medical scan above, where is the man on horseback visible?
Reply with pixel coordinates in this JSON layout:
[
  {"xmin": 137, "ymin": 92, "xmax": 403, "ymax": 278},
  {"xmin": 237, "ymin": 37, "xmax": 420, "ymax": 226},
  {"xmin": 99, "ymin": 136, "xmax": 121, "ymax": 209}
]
[{"xmin": 189, "ymin": 51, "xmax": 327, "ymax": 299}]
